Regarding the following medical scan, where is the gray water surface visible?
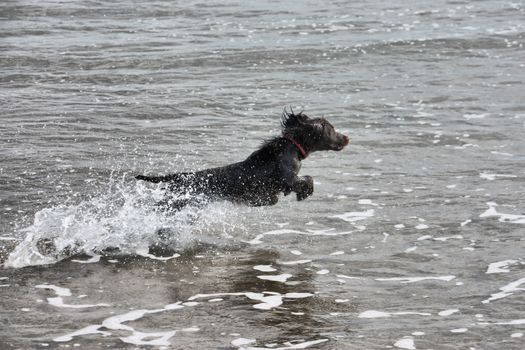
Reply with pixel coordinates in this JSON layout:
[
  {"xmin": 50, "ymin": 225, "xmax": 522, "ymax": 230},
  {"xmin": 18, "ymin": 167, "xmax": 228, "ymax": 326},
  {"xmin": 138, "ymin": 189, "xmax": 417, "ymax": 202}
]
[{"xmin": 1, "ymin": 1, "xmax": 524, "ymax": 349}]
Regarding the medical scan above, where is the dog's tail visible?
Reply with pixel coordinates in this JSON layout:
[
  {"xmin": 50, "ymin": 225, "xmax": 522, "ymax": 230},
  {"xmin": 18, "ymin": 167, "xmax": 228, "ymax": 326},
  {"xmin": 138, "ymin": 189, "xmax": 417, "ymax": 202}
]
[{"xmin": 135, "ymin": 174, "xmax": 179, "ymax": 183}]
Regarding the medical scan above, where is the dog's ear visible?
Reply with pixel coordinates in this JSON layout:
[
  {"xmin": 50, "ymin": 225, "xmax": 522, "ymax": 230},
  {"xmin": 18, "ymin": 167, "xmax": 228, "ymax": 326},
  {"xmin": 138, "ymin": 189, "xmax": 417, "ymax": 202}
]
[{"xmin": 281, "ymin": 108, "xmax": 309, "ymax": 129}]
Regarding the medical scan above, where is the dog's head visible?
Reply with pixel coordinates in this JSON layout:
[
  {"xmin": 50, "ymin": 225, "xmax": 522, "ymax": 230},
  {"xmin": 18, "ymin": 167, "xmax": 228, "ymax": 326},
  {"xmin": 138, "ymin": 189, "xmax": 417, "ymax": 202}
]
[{"xmin": 281, "ymin": 109, "xmax": 350, "ymax": 152}]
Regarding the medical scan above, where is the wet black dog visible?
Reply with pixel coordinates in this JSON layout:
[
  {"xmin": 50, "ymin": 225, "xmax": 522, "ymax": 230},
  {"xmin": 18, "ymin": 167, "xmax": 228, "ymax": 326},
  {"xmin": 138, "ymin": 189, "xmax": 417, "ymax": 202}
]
[{"xmin": 136, "ymin": 110, "xmax": 349, "ymax": 210}]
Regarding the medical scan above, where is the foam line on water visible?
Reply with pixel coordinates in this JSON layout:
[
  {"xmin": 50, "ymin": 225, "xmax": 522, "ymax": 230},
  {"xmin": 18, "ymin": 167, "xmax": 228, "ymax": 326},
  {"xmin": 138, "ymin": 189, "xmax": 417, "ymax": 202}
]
[
  {"xmin": 136, "ymin": 248, "xmax": 180, "ymax": 261},
  {"xmin": 482, "ymin": 277, "xmax": 525, "ymax": 304},
  {"xmin": 119, "ymin": 330, "xmax": 177, "ymax": 346},
  {"xmin": 359, "ymin": 310, "xmax": 431, "ymax": 318},
  {"xmin": 237, "ymin": 339, "xmax": 328, "ymax": 350},
  {"xmin": 0, "ymin": 236, "xmax": 18, "ymax": 241},
  {"xmin": 330, "ymin": 209, "xmax": 375, "ymax": 222},
  {"xmin": 486, "ymin": 260, "xmax": 519, "ymax": 274},
  {"xmin": 393, "ymin": 337, "xmax": 415, "ymax": 350},
  {"xmin": 494, "ymin": 319, "xmax": 525, "ymax": 325},
  {"xmin": 253, "ymin": 265, "xmax": 276, "ymax": 272},
  {"xmin": 438, "ymin": 309, "xmax": 459, "ymax": 316},
  {"xmin": 479, "ymin": 202, "xmax": 525, "ymax": 224},
  {"xmin": 256, "ymin": 274, "xmax": 293, "ymax": 283},
  {"xmin": 375, "ymin": 276, "xmax": 455, "ymax": 283},
  {"xmin": 232, "ymin": 338, "xmax": 256, "ymax": 347},
  {"xmin": 417, "ymin": 235, "xmax": 463, "ymax": 242},
  {"xmin": 36, "ymin": 284, "xmax": 110, "ymax": 309},
  {"xmin": 188, "ymin": 291, "xmax": 312, "ymax": 310},
  {"xmin": 450, "ymin": 328, "xmax": 468, "ymax": 333},
  {"xmin": 278, "ymin": 259, "xmax": 312, "ymax": 265},
  {"xmin": 53, "ymin": 325, "xmax": 111, "ymax": 342},
  {"xmin": 479, "ymin": 173, "xmax": 517, "ymax": 181},
  {"xmin": 246, "ymin": 228, "xmax": 352, "ymax": 245},
  {"xmin": 55, "ymin": 302, "xmax": 185, "ymax": 344}
]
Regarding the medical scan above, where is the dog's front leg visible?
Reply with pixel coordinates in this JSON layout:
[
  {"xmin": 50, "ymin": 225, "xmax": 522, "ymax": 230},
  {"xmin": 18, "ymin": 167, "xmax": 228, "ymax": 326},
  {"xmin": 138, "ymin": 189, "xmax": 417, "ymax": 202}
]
[{"xmin": 293, "ymin": 175, "xmax": 314, "ymax": 201}]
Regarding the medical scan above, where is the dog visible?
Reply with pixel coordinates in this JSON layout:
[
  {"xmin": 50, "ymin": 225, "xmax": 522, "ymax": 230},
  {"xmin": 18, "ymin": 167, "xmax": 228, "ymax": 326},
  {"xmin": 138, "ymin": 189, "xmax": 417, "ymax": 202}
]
[{"xmin": 136, "ymin": 110, "xmax": 349, "ymax": 210}]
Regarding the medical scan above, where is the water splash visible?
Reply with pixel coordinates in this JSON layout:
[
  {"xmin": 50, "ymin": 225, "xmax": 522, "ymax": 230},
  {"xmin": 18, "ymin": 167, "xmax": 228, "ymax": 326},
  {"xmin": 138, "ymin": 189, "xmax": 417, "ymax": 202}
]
[{"xmin": 4, "ymin": 175, "xmax": 246, "ymax": 268}]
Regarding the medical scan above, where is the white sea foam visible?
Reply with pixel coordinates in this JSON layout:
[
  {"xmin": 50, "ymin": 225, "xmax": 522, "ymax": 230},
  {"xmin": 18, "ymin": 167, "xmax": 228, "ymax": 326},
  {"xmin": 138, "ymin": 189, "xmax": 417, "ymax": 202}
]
[
  {"xmin": 54, "ymin": 325, "xmax": 111, "ymax": 342},
  {"xmin": 464, "ymin": 113, "xmax": 487, "ymax": 120},
  {"xmin": 250, "ymin": 294, "xmax": 282, "ymax": 310},
  {"xmin": 330, "ymin": 209, "xmax": 374, "ymax": 223},
  {"xmin": 375, "ymin": 276, "xmax": 455, "ymax": 283},
  {"xmin": 36, "ymin": 284, "xmax": 110, "ymax": 309},
  {"xmin": 495, "ymin": 319, "xmax": 525, "ymax": 325},
  {"xmin": 232, "ymin": 338, "xmax": 256, "ymax": 347},
  {"xmin": 188, "ymin": 291, "xmax": 311, "ymax": 310},
  {"xmin": 285, "ymin": 292, "xmax": 313, "ymax": 298},
  {"xmin": 336, "ymin": 274, "xmax": 362, "ymax": 281},
  {"xmin": 237, "ymin": 339, "xmax": 328, "ymax": 350},
  {"xmin": 490, "ymin": 151, "xmax": 514, "ymax": 157},
  {"xmin": 136, "ymin": 248, "xmax": 180, "ymax": 261},
  {"xmin": 55, "ymin": 302, "xmax": 185, "ymax": 345},
  {"xmin": 418, "ymin": 235, "xmax": 463, "ymax": 242},
  {"xmin": 278, "ymin": 259, "xmax": 312, "ymax": 265},
  {"xmin": 0, "ymin": 236, "xmax": 18, "ymax": 241},
  {"xmin": 358, "ymin": 199, "xmax": 379, "ymax": 206},
  {"xmin": 253, "ymin": 265, "xmax": 276, "ymax": 272},
  {"xmin": 460, "ymin": 219, "xmax": 471, "ymax": 227},
  {"xmin": 450, "ymin": 328, "xmax": 468, "ymax": 333},
  {"xmin": 246, "ymin": 228, "xmax": 352, "ymax": 245},
  {"xmin": 359, "ymin": 310, "xmax": 431, "ymax": 318},
  {"xmin": 120, "ymin": 330, "xmax": 176, "ymax": 346},
  {"xmin": 257, "ymin": 273, "xmax": 293, "ymax": 283},
  {"xmin": 479, "ymin": 202, "xmax": 525, "ymax": 224},
  {"xmin": 482, "ymin": 277, "xmax": 525, "ymax": 304},
  {"xmin": 394, "ymin": 337, "xmax": 415, "ymax": 349},
  {"xmin": 329, "ymin": 251, "xmax": 345, "ymax": 256},
  {"xmin": 480, "ymin": 173, "xmax": 517, "ymax": 181},
  {"xmin": 438, "ymin": 309, "xmax": 459, "ymax": 316},
  {"xmin": 486, "ymin": 260, "xmax": 519, "ymax": 274},
  {"xmin": 433, "ymin": 235, "xmax": 463, "ymax": 242}
]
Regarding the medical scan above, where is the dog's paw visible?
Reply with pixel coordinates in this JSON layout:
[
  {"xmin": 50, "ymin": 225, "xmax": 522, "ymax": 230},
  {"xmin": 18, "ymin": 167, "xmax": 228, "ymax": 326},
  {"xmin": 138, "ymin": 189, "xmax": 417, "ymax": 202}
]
[{"xmin": 296, "ymin": 176, "xmax": 314, "ymax": 201}]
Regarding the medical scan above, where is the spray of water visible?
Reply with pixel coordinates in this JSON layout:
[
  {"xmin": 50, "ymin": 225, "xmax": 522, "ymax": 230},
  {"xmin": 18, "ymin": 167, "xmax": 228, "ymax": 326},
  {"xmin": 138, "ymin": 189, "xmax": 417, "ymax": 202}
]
[{"xmin": 4, "ymin": 174, "xmax": 247, "ymax": 268}]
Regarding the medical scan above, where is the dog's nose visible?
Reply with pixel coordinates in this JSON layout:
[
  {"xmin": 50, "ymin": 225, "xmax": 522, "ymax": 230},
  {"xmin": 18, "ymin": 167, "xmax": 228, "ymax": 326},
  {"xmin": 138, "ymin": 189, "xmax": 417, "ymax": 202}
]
[{"xmin": 342, "ymin": 135, "xmax": 350, "ymax": 145}]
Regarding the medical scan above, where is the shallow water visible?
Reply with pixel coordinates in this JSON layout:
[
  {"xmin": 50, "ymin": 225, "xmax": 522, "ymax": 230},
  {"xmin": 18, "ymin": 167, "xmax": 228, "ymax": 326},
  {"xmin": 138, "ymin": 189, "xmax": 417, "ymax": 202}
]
[{"xmin": 1, "ymin": 0, "xmax": 524, "ymax": 349}]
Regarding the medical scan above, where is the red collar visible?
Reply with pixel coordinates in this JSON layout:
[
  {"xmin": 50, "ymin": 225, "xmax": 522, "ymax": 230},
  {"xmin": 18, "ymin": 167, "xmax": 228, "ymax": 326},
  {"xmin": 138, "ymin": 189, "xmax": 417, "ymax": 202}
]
[{"xmin": 284, "ymin": 135, "xmax": 308, "ymax": 159}]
